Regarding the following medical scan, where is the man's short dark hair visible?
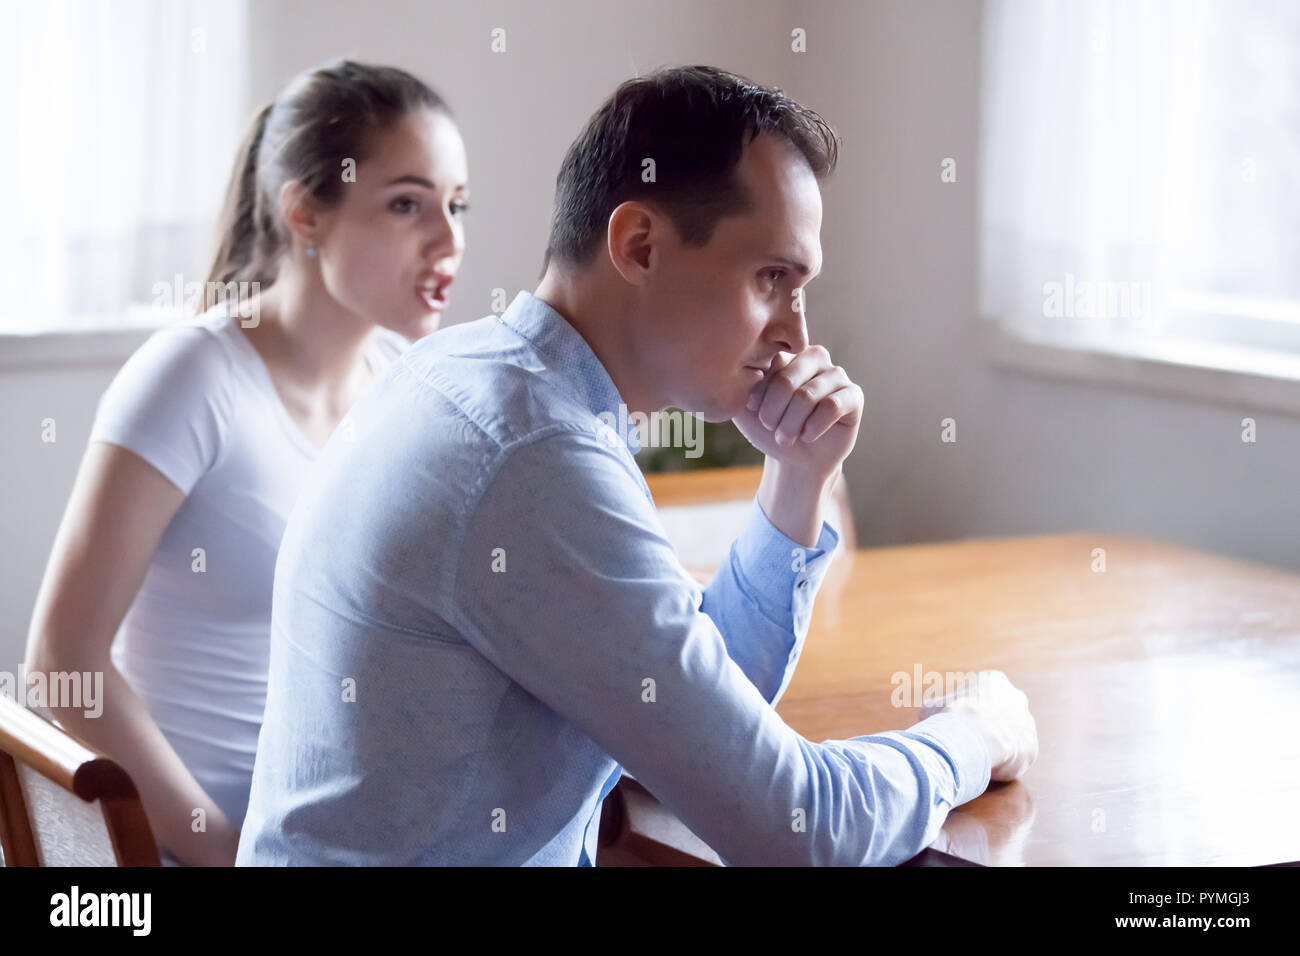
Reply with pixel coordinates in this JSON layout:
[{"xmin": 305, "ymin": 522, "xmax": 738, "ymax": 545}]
[{"xmin": 542, "ymin": 65, "xmax": 840, "ymax": 275}]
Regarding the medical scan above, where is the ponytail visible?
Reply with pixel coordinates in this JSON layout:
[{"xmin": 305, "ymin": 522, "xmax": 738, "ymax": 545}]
[{"xmin": 203, "ymin": 102, "xmax": 275, "ymax": 311}]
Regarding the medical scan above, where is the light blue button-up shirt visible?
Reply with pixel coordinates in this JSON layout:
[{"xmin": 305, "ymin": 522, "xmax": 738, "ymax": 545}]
[{"xmin": 236, "ymin": 290, "xmax": 990, "ymax": 866}]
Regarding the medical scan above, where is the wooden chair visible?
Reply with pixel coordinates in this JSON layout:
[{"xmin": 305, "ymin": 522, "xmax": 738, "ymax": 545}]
[
  {"xmin": 597, "ymin": 465, "xmax": 856, "ymax": 866},
  {"xmin": 597, "ymin": 776, "xmax": 722, "ymax": 866},
  {"xmin": 0, "ymin": 695, "xmax": 159, "ymax": 866},
  {"xmin": 646, "ymin": 464, "xmax": 856, "ymax": 578}
]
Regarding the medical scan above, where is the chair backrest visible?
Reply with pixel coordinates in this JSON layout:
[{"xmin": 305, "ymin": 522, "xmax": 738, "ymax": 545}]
[
  {"xmin": 645, "ymin": 465, "xmax": 857, "ymax": 575},
  {"xmin": 0, "ymin": 695, "xmax": 159, "ymax": 866},
  {"xmin": 597, "ymin": 775, "xmax": 722, "ymax": 867}
]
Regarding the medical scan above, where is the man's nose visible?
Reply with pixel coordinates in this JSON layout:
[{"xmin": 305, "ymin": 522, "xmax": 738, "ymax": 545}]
[{"xmin": 769, "ymin": 299, "xmax": 810, "ymax": 354}]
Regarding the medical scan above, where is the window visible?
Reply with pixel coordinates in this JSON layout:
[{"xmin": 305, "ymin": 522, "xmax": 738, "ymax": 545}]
[
  {"xmin": 0, "ymin": 0, "xmax": 249, "ymax": 335},
  {"xmin": 980, "ymin": 0, "xmax": 1300, "ymax": 366}
]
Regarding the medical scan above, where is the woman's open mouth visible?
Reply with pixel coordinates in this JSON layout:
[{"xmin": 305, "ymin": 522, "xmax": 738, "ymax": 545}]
[{"xmin": 417, "ymin": 276, "xmax": 451, "ymax": 312}]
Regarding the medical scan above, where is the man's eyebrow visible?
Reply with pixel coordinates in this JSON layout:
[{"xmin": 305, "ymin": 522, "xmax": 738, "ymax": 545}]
[{"xmin": 767, "ymin": 255, "xmax": 821, "ymax": 278}]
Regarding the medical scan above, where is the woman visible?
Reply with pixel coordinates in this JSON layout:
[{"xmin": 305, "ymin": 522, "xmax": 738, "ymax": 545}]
[{"xmin": 24, "ymin": 60, "xmax": 468, "ymax": 866}]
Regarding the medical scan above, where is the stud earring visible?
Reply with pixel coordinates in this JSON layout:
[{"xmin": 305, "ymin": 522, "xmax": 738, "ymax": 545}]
[{"xmin": 306, "ymin": 245, "xmax": 317, "ymax": 258}]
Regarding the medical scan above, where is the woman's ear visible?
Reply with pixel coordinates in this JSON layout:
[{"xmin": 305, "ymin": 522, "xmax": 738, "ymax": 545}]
[{"xmin": 277, "ymin": 180, "xmax": 323, "ymax": 251}]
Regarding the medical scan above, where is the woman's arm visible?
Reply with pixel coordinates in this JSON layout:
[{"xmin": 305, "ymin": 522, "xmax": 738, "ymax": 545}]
[{"xmin": 24, "ymin": 441, "xmax": 241, "ymax": 866}]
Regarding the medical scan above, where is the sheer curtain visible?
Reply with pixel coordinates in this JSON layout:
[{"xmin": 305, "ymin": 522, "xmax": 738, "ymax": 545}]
[
  {"xmin": 980, "ymin": 0, "xmax": 1300, "ymax": 355},
  {"xmin": 0, "ymin": 0, "xmax": 249, "ymax": 334}
]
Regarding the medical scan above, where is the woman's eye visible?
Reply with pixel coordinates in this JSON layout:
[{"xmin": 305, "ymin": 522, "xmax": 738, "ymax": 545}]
[
  {"xmin": 390, "ymin": 196, "xmax": 419, "ymax": 214},
  {"xmin": 762, "ymin": 268, "xmax": 786, "ymax": 288},
  {"xmin": 451, "ymin": 200, "xmax": 470, "ymax": 216}
]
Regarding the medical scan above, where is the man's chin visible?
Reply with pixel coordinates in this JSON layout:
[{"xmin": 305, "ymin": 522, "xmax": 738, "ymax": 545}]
[{"xmin": 692, "ymin": 396, "xmax": 746, "ymax": 424}]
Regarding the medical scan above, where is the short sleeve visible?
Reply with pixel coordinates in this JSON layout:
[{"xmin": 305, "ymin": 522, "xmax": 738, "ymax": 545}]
[{"xmin": 88, "ymin": 326, "xmax": 232, "ymax": 495}]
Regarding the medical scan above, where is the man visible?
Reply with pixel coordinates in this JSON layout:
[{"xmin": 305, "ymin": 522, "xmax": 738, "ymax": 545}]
[{"xmin": 237, "ymin": 65, "xmax": 1037, "ymax": 867}]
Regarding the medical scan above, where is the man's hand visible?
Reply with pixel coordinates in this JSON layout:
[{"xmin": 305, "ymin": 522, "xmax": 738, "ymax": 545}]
[
  {"xmin": 731, "ymin": 346, "xmax": 863, "ymax": 480},
  {"xmin": 731, "ymin": 345, "xmax": 863, "ymax": 547},
  {"xmin": 918, "ymin": 670, "xmax": 1039, "ymax": 782}
]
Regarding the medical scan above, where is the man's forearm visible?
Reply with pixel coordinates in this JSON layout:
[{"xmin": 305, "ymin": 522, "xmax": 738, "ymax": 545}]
[{"xmin": 756, "ymin": 457, "xmax": 838, "ymax": 548}]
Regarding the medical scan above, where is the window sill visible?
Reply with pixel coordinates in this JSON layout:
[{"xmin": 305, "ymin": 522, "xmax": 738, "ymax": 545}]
[
  {"xmin": 981, "ymin": 319, "xmax": 1300, "ymax": 418},
  {"xmin": 0, "ymin": 325, "xmax": 164, "ymax": 371}
]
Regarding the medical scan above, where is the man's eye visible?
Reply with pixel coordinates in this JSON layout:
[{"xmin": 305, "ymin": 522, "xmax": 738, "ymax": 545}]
[
  {"xmin": 390, "ymin": 196, "xmax": 419, "ymax": 214},
  {"xmin": 451, "ymin": 200, "xmax": 470, "ymax": 216},
  {"xmin": 762, "ymin": 268, "xmax": 786, "ymax": 288}
]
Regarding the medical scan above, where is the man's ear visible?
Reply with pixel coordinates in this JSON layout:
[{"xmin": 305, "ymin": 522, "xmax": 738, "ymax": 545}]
[
  {"xmin": 277, "ymin": 180, "xmax": 324, "ymax": 249},
  {"xmin": 606, "ymin": 200, "xmax": 659, "ymax": 287}
]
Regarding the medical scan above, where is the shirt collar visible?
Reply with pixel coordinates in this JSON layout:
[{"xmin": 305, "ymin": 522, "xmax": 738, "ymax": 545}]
[{"xmin": 497, "ymin": 290, "xmax": 642, "ymax": 456}]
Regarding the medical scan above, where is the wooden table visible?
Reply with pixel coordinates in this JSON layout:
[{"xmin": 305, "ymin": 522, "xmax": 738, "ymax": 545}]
[
  {"xmin": 600, "ymin": 533, "xmax": 1300, "ymax": 866},
  {"xmin": 776, "ymin": 533, "xmax": 1300, "ymax": 866}
]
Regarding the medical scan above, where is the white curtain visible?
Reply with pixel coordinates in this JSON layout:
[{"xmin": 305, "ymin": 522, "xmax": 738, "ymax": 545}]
[
  {"xmin": 0, "ymin": 0, "xmax": 249, "ymax": 334},
  {"xmin": 980, "ymin": 0, "xmax": 1300, "ymax": 352}
]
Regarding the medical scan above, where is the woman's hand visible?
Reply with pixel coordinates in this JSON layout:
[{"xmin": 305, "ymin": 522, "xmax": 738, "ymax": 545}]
[{"xmin": 182, "ymin": 818, "xmax": 241, "ymax": 867}]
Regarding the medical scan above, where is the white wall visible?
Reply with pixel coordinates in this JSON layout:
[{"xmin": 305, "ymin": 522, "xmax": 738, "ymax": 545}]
[
  {"xmin": 3, "ymin": 0, "xmax": 1296, "ymax": 670},
  {"xmin": 0, "ymin": 362, "xmax": 133, "ymax": 670},
  {"xmin": 797, "ymin": 0, "xmax": 1300, "ymax": 573}
]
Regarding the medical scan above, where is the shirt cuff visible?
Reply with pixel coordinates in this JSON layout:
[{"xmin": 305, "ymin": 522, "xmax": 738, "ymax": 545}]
[
  {"xmin": 730, "ymin": 498, "xmax": 840, "ymax": 631},
  {"xmin": 897, "ymin": 711, "xmax": 992, "ymax": 808}
]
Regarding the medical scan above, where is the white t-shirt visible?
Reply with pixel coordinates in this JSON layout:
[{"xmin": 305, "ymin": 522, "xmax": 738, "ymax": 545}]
[{"xmin": 88, "ymin": 301, "xmax": 407, "ymax": 837}]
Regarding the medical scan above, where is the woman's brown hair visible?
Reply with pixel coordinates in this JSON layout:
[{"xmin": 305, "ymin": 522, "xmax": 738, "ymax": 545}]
[{"xmin": 204, "ymin": 60, "xmax": 451, "ymax": 311}]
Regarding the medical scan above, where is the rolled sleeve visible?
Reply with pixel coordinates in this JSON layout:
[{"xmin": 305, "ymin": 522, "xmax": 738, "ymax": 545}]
[
  {"xmin": 850, "ymin": 711, "xmax": 993, "ymax": 813},
  {"xmin": 730, "ymin": 499, "xmax": 839, "ymax": 631},
  {"xmin": 701, "ymin": 499, "xmax": 839, "ymax": 703}
]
